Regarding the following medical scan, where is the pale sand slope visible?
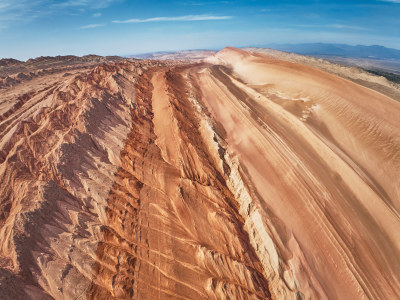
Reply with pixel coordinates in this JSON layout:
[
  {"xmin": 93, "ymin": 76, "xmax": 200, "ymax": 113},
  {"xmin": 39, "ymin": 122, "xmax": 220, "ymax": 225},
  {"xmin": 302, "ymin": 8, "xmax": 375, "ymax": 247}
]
[
  {"xmin": 243, "ymin": 47, "xmax": 400, "ymax": 102},
  {"xmin": 0, "ymin": 48, "xmax": 399, "ymax": 299},
  {"xmin": 202, "ymin": 47, "xmax": 400, "ymax": 299}
]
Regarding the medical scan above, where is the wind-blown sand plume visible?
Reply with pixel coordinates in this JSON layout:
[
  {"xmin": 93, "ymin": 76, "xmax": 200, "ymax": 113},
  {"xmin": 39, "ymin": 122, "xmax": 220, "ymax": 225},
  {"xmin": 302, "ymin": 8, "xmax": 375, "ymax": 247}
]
[{"xmin": 0, "ymin": 48, "xmax": 399, "ymax": 299}]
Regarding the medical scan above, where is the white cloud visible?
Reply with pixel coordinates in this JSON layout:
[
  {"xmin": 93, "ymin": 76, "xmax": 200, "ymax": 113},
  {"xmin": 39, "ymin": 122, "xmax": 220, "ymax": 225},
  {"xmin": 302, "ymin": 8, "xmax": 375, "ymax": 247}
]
[
  {"xmin": 93, "ymin": 12, "xmax": 102, "ymax": 17},
  {"xmin": 0, "ymin": 2, "xmax": 11, "ymax": 10},
  {"xmin": 113, "ymin": 14, "xmax": 233, "ymax": 24},
  {"xmin": 79, "ymin": 23, "xmax": 104, "ymax": 29},
  {"xmin": 177, "ymin": 1, "xmax": 232, "ymax": 5},
  {"xmin": 329, "ymin": 24, "xmax": 365, "ymax": 30},
  {"xmin": 54, "ymin": 0, "xmax": 118, "ymax": 9},
  {"xmin": 0, "ymin": 0, "xmax": 48, "ymax": 28},
  {"xmin": 296, "ymin": 24, "xmax": 366, "ymax": 31},
  {"xmin": 379, "ymin": 0, "xmax": 400, "ymax": 3},
  {"xmin": 0, "ymin": 0, "xmax": 118, "ymax": 29}
]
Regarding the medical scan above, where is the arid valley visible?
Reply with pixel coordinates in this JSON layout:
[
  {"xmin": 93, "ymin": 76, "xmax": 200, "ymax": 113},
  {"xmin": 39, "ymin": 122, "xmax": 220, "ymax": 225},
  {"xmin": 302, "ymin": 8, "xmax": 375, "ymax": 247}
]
[{"xmin": 0, "ymin": 46, "xmax": 399, "ymax": 299}]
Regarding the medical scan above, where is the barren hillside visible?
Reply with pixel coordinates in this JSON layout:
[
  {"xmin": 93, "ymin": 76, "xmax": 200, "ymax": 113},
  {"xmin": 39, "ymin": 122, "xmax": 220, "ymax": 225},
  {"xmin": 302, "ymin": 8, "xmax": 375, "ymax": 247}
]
[{"xmin": 0, "ymin": 47, "xmax": 399, "ymax": 299}]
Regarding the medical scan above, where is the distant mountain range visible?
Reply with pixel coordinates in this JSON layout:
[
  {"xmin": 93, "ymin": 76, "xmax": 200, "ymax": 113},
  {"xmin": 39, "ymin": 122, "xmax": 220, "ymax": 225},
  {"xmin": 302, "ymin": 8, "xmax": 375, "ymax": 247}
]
[{"xmin": 268, "ymin": 43, "xmax": 400, "ymax": 60}]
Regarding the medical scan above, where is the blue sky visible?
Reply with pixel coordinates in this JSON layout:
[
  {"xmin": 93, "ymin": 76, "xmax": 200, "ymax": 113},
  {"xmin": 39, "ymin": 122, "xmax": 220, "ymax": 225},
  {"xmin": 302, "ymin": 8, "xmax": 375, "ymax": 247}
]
[{"xmin": 0, "ymin": 0, "xmax": 399, "ymax": 60}]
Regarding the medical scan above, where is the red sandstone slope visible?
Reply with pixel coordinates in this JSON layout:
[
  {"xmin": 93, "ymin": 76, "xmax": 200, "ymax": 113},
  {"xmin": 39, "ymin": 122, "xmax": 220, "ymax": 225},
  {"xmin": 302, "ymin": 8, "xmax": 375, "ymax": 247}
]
[{"xmin": 0, "ymin": 48, "xmax": 399, "ymax": 299}]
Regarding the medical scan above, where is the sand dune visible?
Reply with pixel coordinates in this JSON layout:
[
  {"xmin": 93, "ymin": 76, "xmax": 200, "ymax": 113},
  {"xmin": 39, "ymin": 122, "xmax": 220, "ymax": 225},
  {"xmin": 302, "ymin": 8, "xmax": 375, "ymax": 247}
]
[{"xmin": 0, "ymin": 48, "xmax": 399, "ymax": 299}]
